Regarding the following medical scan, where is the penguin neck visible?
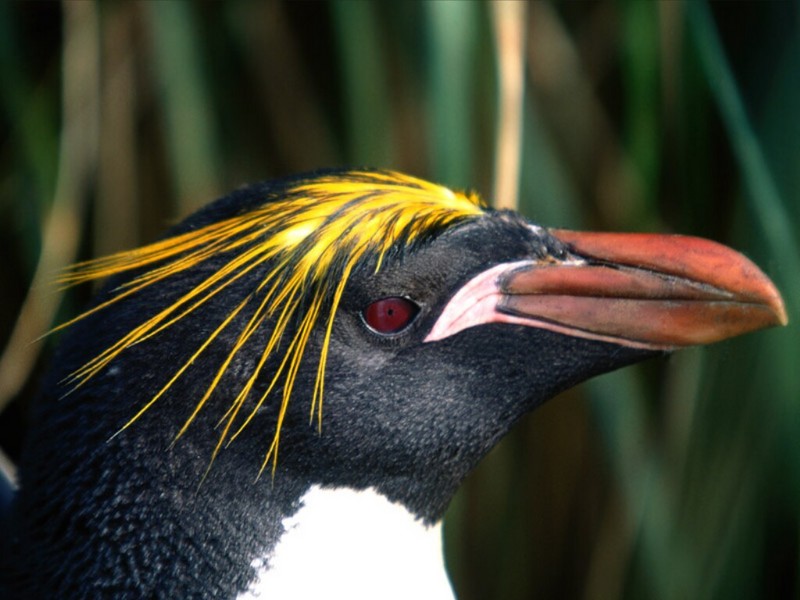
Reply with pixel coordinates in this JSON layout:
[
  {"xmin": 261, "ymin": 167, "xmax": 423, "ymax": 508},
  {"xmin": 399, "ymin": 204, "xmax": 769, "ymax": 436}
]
[{"xmin": 240, "ymin": 484, "xmax": 455, "ymax": 600}]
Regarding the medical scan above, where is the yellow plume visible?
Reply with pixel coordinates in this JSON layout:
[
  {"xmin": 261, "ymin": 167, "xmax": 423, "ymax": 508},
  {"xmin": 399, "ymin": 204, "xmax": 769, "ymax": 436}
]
[{"xmin": 57, "ymin": 170, "xmax": 485, "ymax": 475}]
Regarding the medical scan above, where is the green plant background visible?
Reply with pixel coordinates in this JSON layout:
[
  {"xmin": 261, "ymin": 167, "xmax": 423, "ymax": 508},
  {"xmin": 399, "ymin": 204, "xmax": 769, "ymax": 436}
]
[{"xmin": 0, "ymin": 2, "xmax": 797, "ymax": 598}]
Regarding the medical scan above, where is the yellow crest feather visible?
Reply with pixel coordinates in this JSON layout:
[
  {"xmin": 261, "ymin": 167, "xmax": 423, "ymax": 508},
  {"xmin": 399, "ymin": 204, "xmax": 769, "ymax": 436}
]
[{"xmin": 57, "ymin": 170, "xmax": 485, "ymax": 476}]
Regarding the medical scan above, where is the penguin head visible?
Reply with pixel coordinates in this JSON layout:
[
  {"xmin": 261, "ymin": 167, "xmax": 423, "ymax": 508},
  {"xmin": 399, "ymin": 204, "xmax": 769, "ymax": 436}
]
[{"xmin": 40, "ymin": 169, "xmax": 785, "ymax": 523}]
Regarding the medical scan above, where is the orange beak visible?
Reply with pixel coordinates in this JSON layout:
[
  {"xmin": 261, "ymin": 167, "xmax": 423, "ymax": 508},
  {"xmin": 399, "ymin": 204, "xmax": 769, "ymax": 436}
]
[{"xmin": 497, "ymin": 230, "xmax": 787, "ymax": 349}]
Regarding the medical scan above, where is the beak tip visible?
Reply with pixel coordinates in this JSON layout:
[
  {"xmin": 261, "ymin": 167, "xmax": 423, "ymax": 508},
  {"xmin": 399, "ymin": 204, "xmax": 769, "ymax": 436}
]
[
  {"xmin": 747, "ymin": 269, "xmax": 788, "ymax": 328},
  {"xmin": 773, "ymin": 300, "xmax": 789, "ymax": 328}
]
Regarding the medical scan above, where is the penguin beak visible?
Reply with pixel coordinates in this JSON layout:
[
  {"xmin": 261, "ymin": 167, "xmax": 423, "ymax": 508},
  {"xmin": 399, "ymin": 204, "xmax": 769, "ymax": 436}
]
[{"xmin": 427, "ymin": 229, "xmax": 788, "ymax": 349}]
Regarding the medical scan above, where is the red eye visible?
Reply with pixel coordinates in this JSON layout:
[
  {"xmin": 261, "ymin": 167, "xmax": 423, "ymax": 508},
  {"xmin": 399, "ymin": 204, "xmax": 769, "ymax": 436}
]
[{"xmin": 363, "ymin": 297, "xmax": 420, "ymax": 335}]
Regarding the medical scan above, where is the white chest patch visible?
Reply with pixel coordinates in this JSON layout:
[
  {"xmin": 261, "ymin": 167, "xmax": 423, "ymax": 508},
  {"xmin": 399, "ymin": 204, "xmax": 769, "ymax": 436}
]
[{"xmin": 238, "ymin": 485, "xmax": 455, "ymax": 600}]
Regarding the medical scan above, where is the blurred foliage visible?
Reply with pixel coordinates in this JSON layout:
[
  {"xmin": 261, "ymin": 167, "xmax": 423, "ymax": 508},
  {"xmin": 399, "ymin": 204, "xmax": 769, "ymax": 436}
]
[{"xmin": 0, "ymin": 1, "xmax": 797, "ymax": 598}]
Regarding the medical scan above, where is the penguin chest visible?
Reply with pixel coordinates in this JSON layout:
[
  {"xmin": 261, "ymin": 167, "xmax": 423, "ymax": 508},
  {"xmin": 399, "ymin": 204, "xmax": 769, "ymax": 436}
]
[{"xmin": 239, "ymin": 485, "xmax": 455, "ymax": 600}]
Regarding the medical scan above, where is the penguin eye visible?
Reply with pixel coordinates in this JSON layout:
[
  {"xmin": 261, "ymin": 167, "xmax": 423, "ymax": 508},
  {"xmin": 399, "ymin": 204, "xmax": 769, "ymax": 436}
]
[{"xmin": 362, "ymin": 297, "xmax": 420, "ymax": 335}]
